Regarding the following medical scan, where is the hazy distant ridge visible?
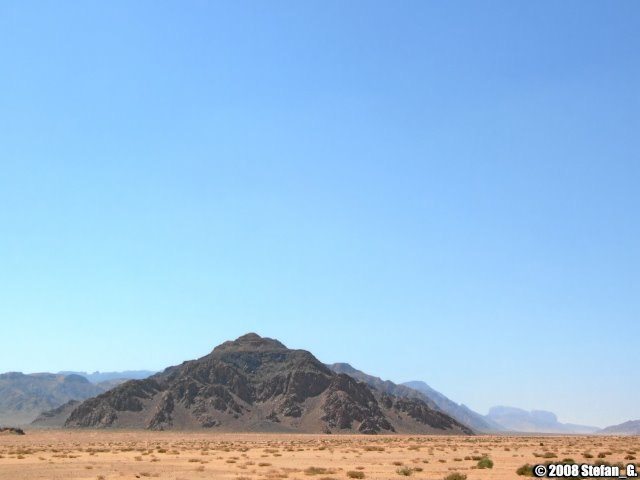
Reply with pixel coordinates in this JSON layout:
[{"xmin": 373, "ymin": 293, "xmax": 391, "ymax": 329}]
[
  {"xmin": 485, "ymin": 406, "xmax": 599, "ymax": 434},
  {"xmin": 597, "ymin": 420, "xmax": 640, "ymax": 435},
  {"xmin": 58, "ymin": 371, "xmax": 156, "ymax": 383},
  {"xmin": 0, "ymin": 372, "xmax": 104, "ymax": 426}
]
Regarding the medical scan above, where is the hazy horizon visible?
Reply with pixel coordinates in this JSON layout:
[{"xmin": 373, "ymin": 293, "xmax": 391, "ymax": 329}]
[{"xmin": 1, "ymin": 1, "xmax": 638, "ymax": 429}]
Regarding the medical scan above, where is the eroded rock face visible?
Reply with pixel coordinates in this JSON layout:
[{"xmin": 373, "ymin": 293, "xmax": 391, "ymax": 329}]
[
  {"xmin": 148, "ymin": 392, "xmax": 174, "ymax": 430},
  {"xmin": 64, "ymin": 333, "xmax": 472, "ymax": 435},
  {"xmin": 322, "ymin": 374, "xmax": 393, "ymax": 433},
  {"xmin": 392, "ymin": 397, "xmax": 473, "ymax": 433}
]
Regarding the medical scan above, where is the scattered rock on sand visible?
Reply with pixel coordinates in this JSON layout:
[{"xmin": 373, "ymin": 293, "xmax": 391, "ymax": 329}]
[{"xmin": 0, "ymin": 426, "xmax": 25, "ymax": 435}]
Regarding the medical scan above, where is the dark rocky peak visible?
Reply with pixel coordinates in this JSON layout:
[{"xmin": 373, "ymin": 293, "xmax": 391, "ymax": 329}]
[
  {"xmin": 205, "ymin": 333, "xmax": 331, "ymax": 378},
  {"xmin": 213, "ymin": 333, "xmax": 287, "ymax": 353}
]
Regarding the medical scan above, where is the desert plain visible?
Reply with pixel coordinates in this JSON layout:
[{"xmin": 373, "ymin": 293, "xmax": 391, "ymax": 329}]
[{"xmin": 1, "ymin": 431, "xmax": 638, "ymax": 480}]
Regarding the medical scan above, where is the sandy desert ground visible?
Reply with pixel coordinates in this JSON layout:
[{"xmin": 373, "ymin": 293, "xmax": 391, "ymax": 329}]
[{"xmin": 0, "ymin": 431, "xmax": 638, "ymax": 480}]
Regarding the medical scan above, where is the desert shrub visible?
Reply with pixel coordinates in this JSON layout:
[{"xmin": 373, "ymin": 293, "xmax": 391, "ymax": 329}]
[
  {"xmin": 396, "ymin": 466, "xmax": 412, "ymax": 476},
  {"xmin": 346, "ymin": 471, "xmax": 365, "ymax": 479},
  {"xmin": 443, "ymin": 473, "xmax": 467, "ymax": 480},
  {"xmin": 583, "ymin": 452, "xmax": 593, "ymax": 458},
  {"xmin": 477, "ymin": 457, "xmax": 493, "ymax": 469},
  {"xmin": 306, "ymin": 467, "xmax": 331, "ymax": 475},
  {"xmin": 516, "ymin": 464, "xmax": 534, "ymax": 476}
]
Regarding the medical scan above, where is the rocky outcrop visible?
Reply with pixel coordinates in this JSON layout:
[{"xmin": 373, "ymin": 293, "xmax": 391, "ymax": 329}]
[
  {"xmin": 0, "ymin": 427, "xmax": 25, "ymax": 435},
  {"xmin": 322, "ymin": 374, "xmax": 393, "ymax": 433},
  {"xmin": 64, "ymin": 333, "xmax": 472, "ymax": 435}
]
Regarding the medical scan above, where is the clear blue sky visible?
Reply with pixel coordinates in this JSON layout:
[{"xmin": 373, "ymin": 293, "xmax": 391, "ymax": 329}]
[{"xmin": 1, "ymin": 1, "xmax": 638, "ymax": 428}]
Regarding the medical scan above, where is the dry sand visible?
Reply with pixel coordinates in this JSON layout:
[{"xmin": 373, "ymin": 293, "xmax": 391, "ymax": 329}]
[{"xmin": 0, "ymin": 430, "xmax": 638, "ymax": 480}]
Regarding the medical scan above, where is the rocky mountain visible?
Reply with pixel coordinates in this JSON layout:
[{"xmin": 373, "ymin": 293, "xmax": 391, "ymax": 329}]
[
  {"xmin": 401, "ymin": 380, "xmax": 503, "ymax": 433},
  {"xmin": 0, "ymin": 372, "xmax": 104, "ymax": 426},
  {"xmin": 329, "ymin": 364, "xmax": 499, "ymax": 432},
  {"xmin": 64, "ymin": 333, "xmax": 473, "ymax": 434},
  {"xmin": 485, "ymin": 406, "xmax": 599, "ymax": 434},
  {"xmin": 598, "ymin": 420, "xmax": 640, "ymax": 435},
  {"xmin": 329, "ymin": 364, "xmax": 438, "ymax": 405}
]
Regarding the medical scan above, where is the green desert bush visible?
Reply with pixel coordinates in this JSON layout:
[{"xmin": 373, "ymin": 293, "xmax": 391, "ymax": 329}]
[
  {"xmin": 516, "ymin": 464, "xmax": 534, "ymax": 476},
  {"xmin": 443, "ymin": 473, "xmax": 467, "ymax": 480},
  {"xmin": 396, "ymin": 466, "xmax": 413, "ymax": 476},
  {"xmin": 306, "ymin": 467, "xmax": 331, "ymax": 475}
]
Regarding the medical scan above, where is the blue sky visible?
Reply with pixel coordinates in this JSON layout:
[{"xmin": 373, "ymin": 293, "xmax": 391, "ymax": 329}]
[{"xmin": 1, "ymin": 1, "xmax": 638, "ymax": 428}]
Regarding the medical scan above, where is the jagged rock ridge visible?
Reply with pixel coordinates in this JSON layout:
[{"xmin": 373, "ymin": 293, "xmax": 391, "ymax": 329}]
[
  {"xmin": 330, "ymin": 364, "xmax": 500, "ymax": 433},
  {"xmin": 401, "ymin": 380, "xmax": 504, "ymax": 432},
  {"xmin": 65, "ymin": 333, "xmax": 473, "ymax": 434}
]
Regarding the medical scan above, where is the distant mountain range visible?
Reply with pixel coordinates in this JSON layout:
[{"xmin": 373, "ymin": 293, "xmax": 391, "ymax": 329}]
[
  {"xmin": 0, "ymin": 370, "xmax": 152, "ymax": 426},
  {"xmin": 58, "ymin": 371, "xmax": 155, "ymax": 383},
  {"xmin": 0, "ymin": 373, "xmax": 104, "ymax": 426},
  {"xmin": 0, "ymin": 333, "xmax": 636, "ymax": 435},
  {"xmin": 598, "ymin": 420, "xmax": 640, "ymax": 435},
  {"xmin": 484, "ymin": 406, "xmax": 599, "ymax": 434}
]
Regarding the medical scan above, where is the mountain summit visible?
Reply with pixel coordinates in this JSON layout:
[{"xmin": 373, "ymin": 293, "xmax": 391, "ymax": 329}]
[{"xmin": 64, "ymin": 333, "xmax": 472, "ymax": 434}]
